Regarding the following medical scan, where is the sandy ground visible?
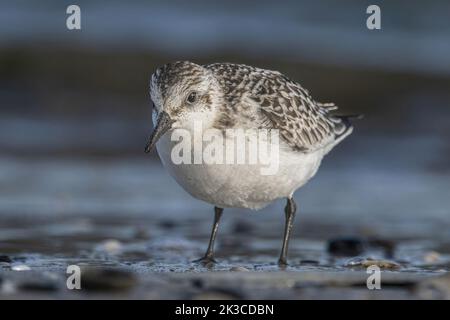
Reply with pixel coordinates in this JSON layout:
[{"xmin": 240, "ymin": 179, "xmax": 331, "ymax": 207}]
[{"xmin": 1, "ymin": 131, "xmax": 450, "ymax": 299}]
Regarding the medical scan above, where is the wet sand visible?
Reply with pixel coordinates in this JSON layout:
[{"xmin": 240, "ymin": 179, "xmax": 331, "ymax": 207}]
[{"xmin": 1, "ymin": 132, "xmax": 450, "ymax": 299}]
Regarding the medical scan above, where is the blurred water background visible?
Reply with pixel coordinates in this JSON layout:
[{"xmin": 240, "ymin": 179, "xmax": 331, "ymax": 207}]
[{"xmin": 0, "ymin": 0, "xmax": 450, "ymax": 298}]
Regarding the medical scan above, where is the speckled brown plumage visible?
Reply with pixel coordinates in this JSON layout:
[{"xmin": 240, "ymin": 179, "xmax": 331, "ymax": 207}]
[{"xmin": 205, "ymin": 62, "xmax": 351, "ymax": 152}]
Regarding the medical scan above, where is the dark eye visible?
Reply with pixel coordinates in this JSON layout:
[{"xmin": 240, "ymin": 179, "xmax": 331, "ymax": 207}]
[{"xmin": 187, "ymin": 91, "xmax": 198, "ymax": 104}]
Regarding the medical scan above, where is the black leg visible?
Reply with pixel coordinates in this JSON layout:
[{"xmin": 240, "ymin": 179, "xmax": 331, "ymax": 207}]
[
  {"xmin": 278, "ymin": 197, "xmax": 297, "ymax": 266},
  {"xmin": 194, "ymin": 206, "xmax": 223, "ymax": 265}
]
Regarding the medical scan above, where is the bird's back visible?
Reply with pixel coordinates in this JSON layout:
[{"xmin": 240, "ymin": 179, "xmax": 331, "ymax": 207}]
[{"xmin": 204, "ymin": 63, "xmax": 353, "ymax": 154}]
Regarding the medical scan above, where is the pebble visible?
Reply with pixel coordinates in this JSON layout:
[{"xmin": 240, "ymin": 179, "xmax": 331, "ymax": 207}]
[
  {"xmin": 327, "ymin": 237, "xmax": 365, "ymax": 256},
  {"xmin": 328, "ymin": 237, "xmax": 396, "ymax": 258},
  {"xmin": 11, "ymin": 264, "xmax": 31, "ymax": 271},
  {"xmin": 0, "ymin": 255, "xmax": 12, "ymax": 263},
  {"xmin": 345, "ymin": 257, "xmax": 401, "ymax": 269}
]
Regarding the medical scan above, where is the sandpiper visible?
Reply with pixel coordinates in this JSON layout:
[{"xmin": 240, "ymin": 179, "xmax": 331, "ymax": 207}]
[{"xmin": 145, "ymin": 61, "xmax": 355, "ymax": 265}]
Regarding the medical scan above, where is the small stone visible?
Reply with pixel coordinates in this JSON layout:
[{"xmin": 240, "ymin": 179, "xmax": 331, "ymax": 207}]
[
  {"xmin": 11, "ymin": 264, "xmax": 31, "ymax": 271},
  {"xmin": 229, "ymin": 266, "xmax": 249, "ymax": 272},
  {"xmin": 345, "ymin": 257, "xmax": 401, "ymax": 269},
  {"xmin": 0, "ymin": 255, "xmax": 12, "ymax": 263},
  {"xmin": 327, "ymin": 237, "xmax": 365, "ymax": 257}
]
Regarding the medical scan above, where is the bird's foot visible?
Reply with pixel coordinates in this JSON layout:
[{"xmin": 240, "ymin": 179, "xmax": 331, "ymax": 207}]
[
  {"xmin": 193, "ymin": 256, "xmax": 217, "ymax": 267},
  {"xmin": 278, "ymin": 258, "xmax": 288, "ymax": 268}
]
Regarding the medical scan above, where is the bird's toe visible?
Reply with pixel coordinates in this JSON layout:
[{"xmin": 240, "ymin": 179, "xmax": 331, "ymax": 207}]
[{"xmin": 193, "ymin": 256, "xmax": 217, "ymax": 267}]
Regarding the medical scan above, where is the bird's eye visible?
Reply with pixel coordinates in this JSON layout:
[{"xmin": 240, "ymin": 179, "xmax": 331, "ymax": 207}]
[{"xmin": 186, "ymin": 91, "xmax": 198, "ymax": 104}]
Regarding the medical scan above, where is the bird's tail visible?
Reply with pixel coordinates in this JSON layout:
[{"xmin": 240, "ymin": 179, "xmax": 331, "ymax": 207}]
[
  {"xmin": 325, "ymin": 114, "xmax": 363, "ymax": 154},
  {"xmin": 336, "ymin": 114, "xmax": 364, "ymax": 127}
]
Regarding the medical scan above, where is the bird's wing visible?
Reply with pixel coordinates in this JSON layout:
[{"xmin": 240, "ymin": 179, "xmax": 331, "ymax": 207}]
[{"xmin": 206, "ymin": 63, "xmax": 352, "ymax": 152}]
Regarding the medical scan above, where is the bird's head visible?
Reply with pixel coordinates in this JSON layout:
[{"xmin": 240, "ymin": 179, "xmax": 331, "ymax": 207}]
[{"xmin": 145, "ymin": 61, "xmax": 222, "ymax": 153}]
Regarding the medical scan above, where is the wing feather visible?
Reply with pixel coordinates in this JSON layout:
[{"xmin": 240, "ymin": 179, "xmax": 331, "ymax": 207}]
[{"xmin": 206, "ymin": 63, "xmax": 352, "ymax": 152}]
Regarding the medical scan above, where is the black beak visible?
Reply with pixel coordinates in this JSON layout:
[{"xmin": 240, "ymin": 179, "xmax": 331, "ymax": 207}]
[{"xmin": 144, "ymin": 111, "xmax": 175, "ymax": 153}]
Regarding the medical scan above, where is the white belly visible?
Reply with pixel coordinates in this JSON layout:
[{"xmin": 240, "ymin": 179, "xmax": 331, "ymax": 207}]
[{"xmin": 156, "ymin": 130, "xmax": 324, "ymax": 210}]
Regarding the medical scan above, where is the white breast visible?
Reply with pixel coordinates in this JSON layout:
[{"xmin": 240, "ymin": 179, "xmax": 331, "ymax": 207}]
[{"xmin": 156, "ymin": 129, "xmax": 324, "ymax": 210}]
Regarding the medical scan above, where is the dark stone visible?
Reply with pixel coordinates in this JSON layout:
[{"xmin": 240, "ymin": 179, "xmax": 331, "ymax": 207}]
[
  {"xmin": 327, "ymin": 237, "xmax": 365, "ymax": 257},
  {"xmin": 0, "ymin": 255, "xmax": 12, "ymax": 263},
  {"xmin": 345, "ymin": 257, "xmax": 401, "ymax": 269}
]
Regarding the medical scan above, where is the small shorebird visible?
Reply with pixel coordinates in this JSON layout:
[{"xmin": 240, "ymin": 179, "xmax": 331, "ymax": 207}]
[{"xmin": 145, "ymin": 61, "xmax": 355, "ymax": 265}]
